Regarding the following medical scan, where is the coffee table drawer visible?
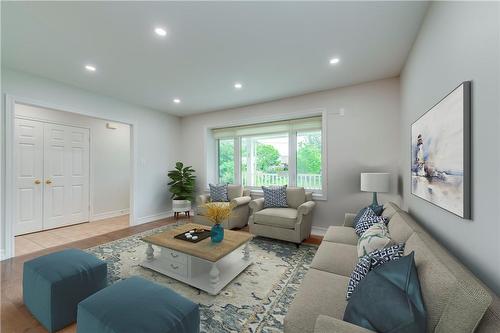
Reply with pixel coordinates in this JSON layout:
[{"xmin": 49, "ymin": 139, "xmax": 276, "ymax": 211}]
[
  {"xmin": 161, "ymin": 248, "xmax": 188, "ymax": 264},
  {"xmin": 164, "ymin": 261, "xmax": 188, "ymax": 277}
]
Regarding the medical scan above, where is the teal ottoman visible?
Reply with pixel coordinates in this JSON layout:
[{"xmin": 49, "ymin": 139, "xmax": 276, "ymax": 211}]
[
  {"xmin": 77, "ymin": 276, "xmax": 200, "ymax": 333},
  {"xmin": 23, "ymin": 248, "xmax": 107, "ymax": 333}
]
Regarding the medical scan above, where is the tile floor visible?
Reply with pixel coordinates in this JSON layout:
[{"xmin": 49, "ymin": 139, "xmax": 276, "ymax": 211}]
[{"xmin": 15, "ymin": 215, "xmax": 130, "ymax": 257}]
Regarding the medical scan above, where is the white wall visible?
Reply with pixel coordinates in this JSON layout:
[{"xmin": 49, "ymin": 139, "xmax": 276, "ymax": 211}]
[
  {"xmin": 15, "ymin": 103, "xmax": 131, "ymax": 219},
  {"xmin": 180, "ymin": 78, "xmax": 402, "ymax": 231},
  {"xmin": 400, "ymin": 2, "xmax": 500, "ymax": 293},
  {"xmin": 1, "ymin": 68, "xmax": 181, "ymax": 256}
]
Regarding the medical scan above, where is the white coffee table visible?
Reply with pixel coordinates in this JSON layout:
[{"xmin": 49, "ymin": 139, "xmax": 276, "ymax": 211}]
[{"xmin": 140, "ymin": 223, "xmax": 253, "ymax": 295}]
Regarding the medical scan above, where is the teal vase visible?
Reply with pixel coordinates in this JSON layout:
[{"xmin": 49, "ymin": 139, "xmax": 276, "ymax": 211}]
[{"xmin": 211, "ymin": 223, "xmax": 224, "ymax": 243}]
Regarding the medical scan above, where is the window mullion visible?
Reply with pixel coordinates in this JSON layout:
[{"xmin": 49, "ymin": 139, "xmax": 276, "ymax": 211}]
[
  {"xmin": 234, "ymin": 137, "xmax": 241, "ymax": 185},
  {"xmin": 289, "ymin": 130, "xmax": 297, "ymax": 187}
]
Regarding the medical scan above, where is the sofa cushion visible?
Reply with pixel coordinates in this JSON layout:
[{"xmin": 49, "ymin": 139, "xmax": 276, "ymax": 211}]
[
  {"xmin": 286, "ymin": 187, "xmax": 306, "ymax": 208},
  {"xmin": 382, "ymin": 202, "xmax": 400, "ymax": 219},
  {"xmin": 344, "ymin": 252, "xmax": 427, "ymax": 333},
  {"xmin": 357, "ymin": 222, "xmax": 392, "ymax": 258},
  {"xmin": 404, "ymin": 233, "xmax": 492, "ymax": 333},
  {"xmin": 253, "ymin": 208, "xmax": 297, "ymax": 229},
  {"xmin": 284, "ymin": 269, "xmax": 349, "ymax": 333},
  {"xmin": 323, "ymin": 226, "xmax": 358, "ymax": 245},
  {"xmin": 227, "ymin": 184, "xmax": 244, "ymax": 201},
  {"xmin": 262, "ymin": 185, "xmax": 288, "ymax": 208},
  {"xmin": 310, "ymin": 241, "xmax": 358, "ymax": 277},
  {"xmin": 355, "ymin": 208, "xmax": 387, "ymax": 237},
  {"xmin": 387, "ymin": 211, "xmax": 415, "ymax": 243},
  {"xmin": 209, "ymin": 183, "xmax": 229, "ymax": 202}
]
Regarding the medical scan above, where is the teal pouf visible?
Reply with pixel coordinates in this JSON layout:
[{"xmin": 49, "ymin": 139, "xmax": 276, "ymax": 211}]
[
  {"xmin": 23, "ymin": 248, "xmax": 107, "ymax": 333},
  {"xmin": 77, "ymin": 276, "xmax": 200, "ymax": 333}
]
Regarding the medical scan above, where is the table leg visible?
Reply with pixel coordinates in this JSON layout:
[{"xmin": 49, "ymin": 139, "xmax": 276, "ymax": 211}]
[
  {"xmin": 243, "ymin": 242, "xmax": 251, "ymax": 261},
  {"xmin": 209, "ymin": 262, "xmax": 220, "ymax": 286},
  {"xmin": 146, "ymin": 244, "xmax": 154, "ymax": 261}
]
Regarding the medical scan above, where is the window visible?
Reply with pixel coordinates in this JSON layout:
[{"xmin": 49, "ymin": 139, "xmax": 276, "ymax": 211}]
[
  {"xmin": 217, "ymin": 138, "xmax": 235, "ymax": 183},
  {"xmin": 213, "ymin": 116, "xmax": 325, "ymax": 195}
]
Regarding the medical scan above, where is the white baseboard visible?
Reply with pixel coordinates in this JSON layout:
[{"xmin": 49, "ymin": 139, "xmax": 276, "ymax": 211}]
[
  {"xmin": 311, "ymin": 226, "xmax": 328, "ymax": 236},
  {"xmin": 135, "ymin": 211, "xmax": 173, "ymax": 225},
  {"xmin": 0, "ymin": 249, "xmax": 5, "ymax": 261},
  {"xmin": 90, "ymin": 209, "xmax": 130, "ymax": 222}
]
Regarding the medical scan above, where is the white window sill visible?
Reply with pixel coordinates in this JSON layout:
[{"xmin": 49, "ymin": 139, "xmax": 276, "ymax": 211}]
[{"xmin": 203, "ymin": 187, "xmax": 327, "ymax": 201}]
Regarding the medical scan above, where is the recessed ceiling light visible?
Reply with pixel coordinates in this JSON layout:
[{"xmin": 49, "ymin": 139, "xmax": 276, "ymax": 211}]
[
  {"xmin": 329, "ymin": 57, "xmax": 340, "ymax": 65},
  {"xmin": 154, "ymin": 27, "xmax": 167, "ymax": 37},
  {"xmin": 234, "ymin": 82, "xmax": 243, "ymax": 89},
  {"xmin": 85, "ymin": 64, "xmax": 96, "ymax": 72},
  {"xmin": 173, "ymin": 98, "xmax": 181, "ymax": 104}
]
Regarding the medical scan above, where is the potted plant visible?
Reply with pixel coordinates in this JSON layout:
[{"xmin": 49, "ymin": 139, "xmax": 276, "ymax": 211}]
[
  {"xmin": 168, "ymin": 162, "xmax": 196, "ymax": 217},
  {"xmin": 202, "ymin": 202, "xmax": 234, "ymax": 243}
]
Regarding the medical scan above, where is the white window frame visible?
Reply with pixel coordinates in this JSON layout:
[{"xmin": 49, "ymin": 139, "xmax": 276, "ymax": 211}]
[{"xmin": 213, "ymin": 112, "xmax": 327, "ymax": 200}]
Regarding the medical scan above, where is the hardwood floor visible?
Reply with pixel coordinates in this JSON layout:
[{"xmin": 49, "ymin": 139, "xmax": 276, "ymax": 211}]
[
  {"xmin": 15, "ymin": 215, "xmax": 131, "ymax": 257},
  {"xmin": 1, "ymin": 217, "xmax": 322, "ymax": 333}
]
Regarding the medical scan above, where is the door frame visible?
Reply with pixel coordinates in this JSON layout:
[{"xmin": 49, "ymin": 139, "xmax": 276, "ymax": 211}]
[{"xmin": 4, "ymin": 95, "xmax": 136, "ymax": 259}]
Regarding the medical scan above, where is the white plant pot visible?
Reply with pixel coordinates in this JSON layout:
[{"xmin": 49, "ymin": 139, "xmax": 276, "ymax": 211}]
[{"xmin": 172, "ymin": 199, "xmax": 191, "ymax": 213}]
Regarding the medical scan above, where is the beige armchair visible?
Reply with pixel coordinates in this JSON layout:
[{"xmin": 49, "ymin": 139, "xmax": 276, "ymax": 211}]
[
  {"xmin": 193, "ymin": 184, "xmax": 251, "ymax": 229},
  {"xmin": 248, "ymin": 187, "xmax": 316, "ymax": 245}
]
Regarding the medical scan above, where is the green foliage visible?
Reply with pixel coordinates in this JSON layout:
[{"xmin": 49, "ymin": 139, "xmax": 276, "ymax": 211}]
[
  {"xmin": 256, "ymin": 144, "xmax": 281, "ymax": 172},
  {"xmin": 218, "ymin": 140, "xmax": 234, "ymax": 183},
  {"xmin": 297, "ymin": 134, "xmax": 321, "ymax": 174},
  {"xmin": 167, "ymin": 162, "xmax": 196, "ymax": 201}
]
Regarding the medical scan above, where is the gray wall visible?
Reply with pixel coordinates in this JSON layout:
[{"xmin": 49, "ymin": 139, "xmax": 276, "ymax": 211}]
[
  {"xmin": 181, "ymin": 78, "xmax": 402, "ymax": 231},
  {"xmin": 400, "ymin": 2, "xmax": 500, "ymax": 293}
]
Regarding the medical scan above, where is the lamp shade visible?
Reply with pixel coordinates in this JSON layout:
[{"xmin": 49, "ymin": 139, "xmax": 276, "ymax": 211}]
[{"xmin": 360, "ymin": 173, "xmax": 390, "ymax": 193}]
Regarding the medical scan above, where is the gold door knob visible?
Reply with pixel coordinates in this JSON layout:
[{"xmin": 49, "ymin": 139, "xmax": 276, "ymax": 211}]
[
  {"xmin": 46, "ymin": 179, "xmax": 52, "ymax": 184},
  {"xmin": 34, "ymin": 179, "xmax": 41, "ymax": 185}
]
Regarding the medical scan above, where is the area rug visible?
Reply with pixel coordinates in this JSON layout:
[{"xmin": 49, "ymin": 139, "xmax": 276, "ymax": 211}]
[{"xmin": 85, "ymin": 224, "xmax": 317, "ymax": 333}]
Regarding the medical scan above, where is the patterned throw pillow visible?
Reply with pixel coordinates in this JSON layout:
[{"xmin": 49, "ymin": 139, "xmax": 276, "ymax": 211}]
[
  {"xmin": 346, "ymin": 243, "xmax": 405, "ymax": 299},
  {"xmin": 354, "ymin": 208, "xmax": 388, "ymax": 237},
  {"xmin": 357, "ymin": 222, "xmax": 393, "ymax": 258},
  {"xmin": 262, "ymin": 185, "xmax": 288, "ymax": 208},
  {"xmin": 209, "ymin": 183, "xmax": 229, "ymax": 202},
  {"xmin": 353, "ymin": 207, "xmax": 368, "ymax": 227}
]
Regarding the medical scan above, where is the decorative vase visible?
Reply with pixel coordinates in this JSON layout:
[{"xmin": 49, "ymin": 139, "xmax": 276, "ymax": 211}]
[{"xmin": 211, "ymin": 223, "xmax": 224, "ymax": 243}]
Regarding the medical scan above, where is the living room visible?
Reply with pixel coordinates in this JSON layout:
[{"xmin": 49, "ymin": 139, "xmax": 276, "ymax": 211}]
[{"xmin": 1, "ymin": 1, "xmax": 499, "ymax": 333}]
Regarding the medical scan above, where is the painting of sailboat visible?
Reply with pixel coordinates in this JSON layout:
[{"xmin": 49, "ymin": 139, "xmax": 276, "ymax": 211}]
[{"xmin": 411, "ymin": 82, "xmax": 471, "ymax": 219}]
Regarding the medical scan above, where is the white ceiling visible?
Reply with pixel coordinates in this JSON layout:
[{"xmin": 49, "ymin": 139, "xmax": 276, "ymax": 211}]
[{"xmin": 2, "ymin": 2, "xmax": 429, "ymax": 116}]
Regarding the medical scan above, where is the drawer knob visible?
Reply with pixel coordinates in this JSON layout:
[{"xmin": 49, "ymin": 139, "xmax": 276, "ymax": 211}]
[
  {"xmin": 170, "ymin": 253, "xmax": 179, "ymax": 258},
  {"xmin": 170, "ymin": 264, "xmax": 179, "ymax": 270}
]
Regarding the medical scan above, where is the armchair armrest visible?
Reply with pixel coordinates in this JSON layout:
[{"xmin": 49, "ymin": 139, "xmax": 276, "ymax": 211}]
[
  {"xmin": 230, "ymin": 196, "xmax": 251, "ymax": 207},
  {"xmin": 314, "ymin": 315, "xmax": 375, "ymax": 333},
  {"xmin": 249, "ymin": 198, "xmax": 265, "ymax": 213},
  {"xmin": 297, "ymin": 200, "xmax": 316, "ymax": 216},
  {"xmin": 343, "ymin": 213, "xmax": 357, "ymax": 227},
  {"xmin": 196, "ymin": 194, "xmax": 210, "ymax": 206}
]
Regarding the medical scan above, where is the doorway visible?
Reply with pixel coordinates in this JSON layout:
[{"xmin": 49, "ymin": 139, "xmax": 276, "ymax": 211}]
[{"xmin": 11, "ymin": 102, "xmax": 132, "ymax": 257}]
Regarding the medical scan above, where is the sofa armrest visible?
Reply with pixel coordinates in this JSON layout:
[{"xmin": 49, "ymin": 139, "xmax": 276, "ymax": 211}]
[
  {"xmin": 314, "ymin": 315, "xmax": 375, "ymax": 333},
  {"xmin": 297, "ymin": 200, "xmax": 316, "ymax": 216},
  {"xmin": 230, "ymin": 196, "xmax": 252, "ymax": 207},
  {"xmin": 343, "ymin": 213, "xmax": 357, "ymax": 227},
  {"xmin": 249, "ymin": 198, "xmax": 265, "ymax": 213},
  {"xmin": 197, "ymin": 194, "xmax": 210, "ymax": 206}
]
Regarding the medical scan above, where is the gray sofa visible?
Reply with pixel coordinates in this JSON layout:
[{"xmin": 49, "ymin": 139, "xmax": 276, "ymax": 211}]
[
  {"xmin": 248, "ymin": 187, "xmax": 316, "ymax": 244},
  {"xmin": 193, "ymin": 185, "xmax": 251, "ymax": 229},
  {"xmin": 284, "ymin": 202, "xmax": 500, "ymax": 333}
]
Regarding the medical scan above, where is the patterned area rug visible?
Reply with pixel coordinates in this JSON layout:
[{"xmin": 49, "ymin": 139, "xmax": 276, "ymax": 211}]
[{"xmin": 85, "ymin": 224, "xmax": 317, "ymax": 333}]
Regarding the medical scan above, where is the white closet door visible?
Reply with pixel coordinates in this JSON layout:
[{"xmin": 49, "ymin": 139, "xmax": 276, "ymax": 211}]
[
  {"xmin": 14, "ymin": 119, "xmax": 44, "ymax": 235},
  {"xmin": 43, "ymin": 123, "xmax": 90, "ymax": 229}
]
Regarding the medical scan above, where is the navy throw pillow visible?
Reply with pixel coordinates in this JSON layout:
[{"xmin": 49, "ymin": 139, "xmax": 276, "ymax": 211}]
[
  {"xmin": 262, "ymin": 185, "xmax": 288, "ymax": 208},
  {"xmin": 353, "ymin": 207, "xmax": 368, "ymax": 227},
  {"xmin": 344, "ymin": 252, "xmax": 426, "ymax": 333},
  {"xmin": 346, "ymin": 243, "xmax": 405, "ymax": 299},
  {"xmin": 354, "ymin": 208, "xmax": 388, "ymax": 237},
  {"xmin": 209, "ymin": 184, "xmax": 229, "ymax": 202}
]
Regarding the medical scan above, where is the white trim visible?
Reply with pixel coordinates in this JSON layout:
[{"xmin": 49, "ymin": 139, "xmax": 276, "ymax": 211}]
[
  {"xmin": 311, "ymin": 226, "xmax": 328, "ymax": 236},
  {"xmin": 90, "ymin": 209, "xmax": 130, "ymax": 222},
  {"xmin": 3, "ymin": 94, "xmax": 136, "ymax": 259},
  {"xmin": 135, "ymin": 211, "xmax": 173, "ymax": 225},
  {"xmin": 0, "ymin": 249, "xmax": 5, "ymax": 261}
]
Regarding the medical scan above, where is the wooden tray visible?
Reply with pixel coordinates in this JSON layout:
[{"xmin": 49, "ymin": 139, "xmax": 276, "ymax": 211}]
[{"xmin": 174, "ymin": 228, "xmax": 211, "ymax": 243}]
